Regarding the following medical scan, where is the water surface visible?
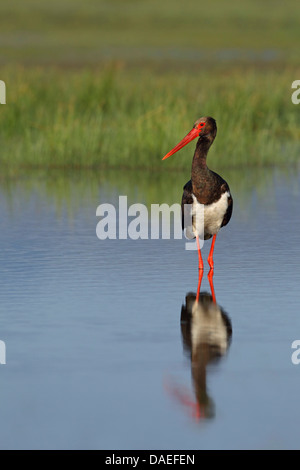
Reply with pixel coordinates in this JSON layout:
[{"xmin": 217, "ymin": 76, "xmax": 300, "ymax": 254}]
[{"xmin": 0, "ymin": 168, "xmax": 299, "ymax": 450}]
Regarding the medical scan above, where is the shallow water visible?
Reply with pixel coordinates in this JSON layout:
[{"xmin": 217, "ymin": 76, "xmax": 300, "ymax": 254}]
[{"xmin": 0, "ymin": 168, "xmax": 300, "ymax": 450}]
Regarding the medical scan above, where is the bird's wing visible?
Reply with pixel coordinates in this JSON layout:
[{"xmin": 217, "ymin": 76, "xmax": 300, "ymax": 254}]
[{"xmin": 220, "ymin": 182, "xmax": 233, "ymax": 228}]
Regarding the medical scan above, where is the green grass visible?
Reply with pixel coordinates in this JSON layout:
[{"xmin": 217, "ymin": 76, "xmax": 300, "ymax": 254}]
[
  {"xmin": 0, "ymin": 64, "xmax": 300, "ymax": 172},
  {"xmin": 0, "ymin": 1, "xmax": 299, "ymax": 172}
]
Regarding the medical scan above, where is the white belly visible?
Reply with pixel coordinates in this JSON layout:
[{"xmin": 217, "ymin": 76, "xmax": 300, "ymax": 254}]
[{"xmin": 187, "ymin": 191, "xmax": 230, "ymax": 239}]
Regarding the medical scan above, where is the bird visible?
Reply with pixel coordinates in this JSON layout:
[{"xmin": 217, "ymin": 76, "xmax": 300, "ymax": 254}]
[{"xmin": 162, "ymin": 116, "xmax": 233, "ymax": 270}]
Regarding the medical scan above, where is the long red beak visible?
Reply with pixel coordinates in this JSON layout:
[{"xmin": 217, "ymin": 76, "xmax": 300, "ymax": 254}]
[{"xmin": 162, "ymin": 127, "xmax": 199, "ymax": 160}]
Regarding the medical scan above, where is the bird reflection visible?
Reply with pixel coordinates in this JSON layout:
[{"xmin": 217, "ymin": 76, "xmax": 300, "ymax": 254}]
[{"xmin": 166, "ymin": 270, "xmax": 232, "ymax": 421}]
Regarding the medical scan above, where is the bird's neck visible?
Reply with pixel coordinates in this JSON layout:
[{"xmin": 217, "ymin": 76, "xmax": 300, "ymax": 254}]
[{"xmin": 191, "ymin": 137, "xmax": 213, "ymax": 184}]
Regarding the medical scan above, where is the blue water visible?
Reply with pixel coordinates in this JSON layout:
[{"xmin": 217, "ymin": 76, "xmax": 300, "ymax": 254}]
[{"xmin": 0, "ymin": 168, "xmax": 299, "ymax": 449}]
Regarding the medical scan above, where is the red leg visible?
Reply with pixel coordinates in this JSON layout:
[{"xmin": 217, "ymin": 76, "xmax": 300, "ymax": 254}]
[
  {"xmin": 207, "ymin": 269, "xmax": 216, "ymax": 304},
  {"xmin": 196, "ymin": 269, "xmax": 204, "ymax": 303},
  {"xmin": 207, "ymin": 234, "xmax": 216, "ymax": 269},
  {"xmin": 196, "ymin": 235, "xmax": 204, "ymax": 271}
]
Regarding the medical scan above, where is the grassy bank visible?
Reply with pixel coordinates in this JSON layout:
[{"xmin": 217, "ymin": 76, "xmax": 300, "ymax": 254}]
[
  {"xmin": 0, "ymin": 64, "xmax": 299, "ymax": 172},
  {"xmin": 0, "ymin": 0, "xmax": 299, "ymax": 172}
]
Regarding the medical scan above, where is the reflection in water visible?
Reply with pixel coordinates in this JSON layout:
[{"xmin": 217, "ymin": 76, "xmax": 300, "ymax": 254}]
[
  {"xmin": 166, "ymin": 271, "xmax": 232, "ymax": 421},
  {"xmin": 181, "ymin": 271, "xmax": 232, "ymax": 419},
  {"xmin": 0, "ymin": 167, "xmax": 291, "ymax": 218}
]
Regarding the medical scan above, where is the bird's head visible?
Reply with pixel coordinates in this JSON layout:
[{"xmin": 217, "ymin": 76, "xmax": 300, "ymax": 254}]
[{"xmin": 162, "ymin": 116, "xmax": 217, "ymax": 161}]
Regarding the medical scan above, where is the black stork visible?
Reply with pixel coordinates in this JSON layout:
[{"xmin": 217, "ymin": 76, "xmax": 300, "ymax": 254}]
[{"xmin": 162, "ymin": 117, "xmax": 233, "ymax": 270}]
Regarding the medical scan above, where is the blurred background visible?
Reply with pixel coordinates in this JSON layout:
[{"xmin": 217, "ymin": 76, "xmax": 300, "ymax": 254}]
[
  {"xmin": 0, "ymin": 0, "xmax": 300, "ymax": 450},
  {"xmin": 0, "ymin": 0, "xmax": 299, "ymax": 172},
  {"xmin": 1, "ymin": 0, "xmax": 299, "ymax": 65}
]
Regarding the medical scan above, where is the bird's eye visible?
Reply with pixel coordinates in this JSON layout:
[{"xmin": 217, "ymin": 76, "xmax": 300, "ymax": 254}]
[{"xmin": 198, "ymin": 122, "xmax": 205, "ymax": 130}]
